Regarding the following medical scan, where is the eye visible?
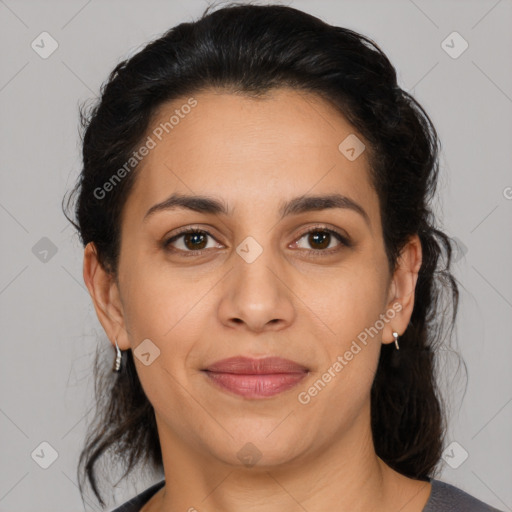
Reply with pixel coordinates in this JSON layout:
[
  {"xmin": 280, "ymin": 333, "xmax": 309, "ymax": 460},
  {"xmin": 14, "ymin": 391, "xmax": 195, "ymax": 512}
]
[
  {"xmin": 163, "ymin": 225, "xmax": 351, "ymax": 257},
  {"xmin": 292, "ymin": 226, "xmax": 350, "ymax": 254},
  {"xmin": 163, "ymin": 228, "xmax": 221, "ymax": 256}
]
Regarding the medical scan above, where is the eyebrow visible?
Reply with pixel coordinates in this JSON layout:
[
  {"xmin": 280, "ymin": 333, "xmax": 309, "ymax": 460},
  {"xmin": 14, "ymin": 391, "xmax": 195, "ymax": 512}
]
[{"xmin": 143, "ymin": 192, "xmax": 370, "ymax": 227}]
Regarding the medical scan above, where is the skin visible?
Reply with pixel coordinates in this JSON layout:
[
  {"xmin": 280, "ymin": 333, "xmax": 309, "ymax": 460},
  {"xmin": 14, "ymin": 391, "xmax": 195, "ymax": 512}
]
[{"xmin": 83, "ymin": 88, "xmax": 430, "ymax": 511}]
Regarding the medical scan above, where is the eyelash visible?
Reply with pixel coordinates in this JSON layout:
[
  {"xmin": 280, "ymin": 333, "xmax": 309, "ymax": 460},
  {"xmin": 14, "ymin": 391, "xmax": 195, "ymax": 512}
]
[{"xmin": 162, "ymin": 225, "xmax": 351, "ymax": 258}]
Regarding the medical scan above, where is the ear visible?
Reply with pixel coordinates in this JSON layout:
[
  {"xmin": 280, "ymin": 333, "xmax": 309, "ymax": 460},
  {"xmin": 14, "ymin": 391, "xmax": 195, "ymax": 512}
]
[
  {"xmin": 83, "ymin": 242, "xmax": 131, "ymax": 351},
  {"xmin": 382, "ymin": 234, "xmax": 422, "ymax": 345}
]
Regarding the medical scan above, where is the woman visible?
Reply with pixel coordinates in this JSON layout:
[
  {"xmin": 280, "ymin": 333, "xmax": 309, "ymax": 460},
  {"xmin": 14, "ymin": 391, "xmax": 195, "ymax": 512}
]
[{"xmin": 63, "ymin": 2, "xmax": 503, "ymax": 511}]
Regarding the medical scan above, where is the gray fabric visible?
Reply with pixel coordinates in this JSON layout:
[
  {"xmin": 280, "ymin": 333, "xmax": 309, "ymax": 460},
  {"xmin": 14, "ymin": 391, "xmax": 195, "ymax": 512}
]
[
  {"xmin": 109, "ymin": 478, "xmax": 504, "ymax": 511},
  {"xmin": 423, "ymin": 479, "xmax": 504, "ymax": 511}
]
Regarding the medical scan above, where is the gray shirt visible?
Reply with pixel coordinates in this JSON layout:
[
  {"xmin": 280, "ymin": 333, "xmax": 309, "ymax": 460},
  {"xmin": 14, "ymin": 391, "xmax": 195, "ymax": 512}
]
[{"xmin": 109, "ymin": 478, "xmax": 504, "ymax": 511}]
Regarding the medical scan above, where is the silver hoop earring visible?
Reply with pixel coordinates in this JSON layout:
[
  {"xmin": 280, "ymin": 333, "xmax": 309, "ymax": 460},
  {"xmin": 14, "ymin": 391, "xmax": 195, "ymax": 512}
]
[
  {"xmin": 113, "ymin": 338, "xmax": 122, "ymax": 372},
  {"xmin": 392, "ymin": 331, "xmax": 400, "ymax": 350}
]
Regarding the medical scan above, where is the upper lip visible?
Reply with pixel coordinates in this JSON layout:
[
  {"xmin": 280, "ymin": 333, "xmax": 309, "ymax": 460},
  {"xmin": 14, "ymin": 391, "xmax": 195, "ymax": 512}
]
[{"xmin": 204, "ymin": 356, "xmax": 309, "ymax": 374}]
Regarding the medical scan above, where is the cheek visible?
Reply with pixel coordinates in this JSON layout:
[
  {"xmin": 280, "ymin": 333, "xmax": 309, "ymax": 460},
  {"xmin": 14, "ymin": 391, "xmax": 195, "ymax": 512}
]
[
  {"xmin": 119, "ymin": 260, "xmax": 206, "ymax": 354},
  {"xmin": 119, "ymin": 266, "xmax": 224, "ymax": 422},
  {"xmin": 307, "ymin": 262, "xmax": 388, "ymax": 345},
  {"xmin": 119, "ymin": 267, "xmax": 207, "ymax": 414},
  {"xmin": 295, "ymin": 271, "xmax": 386, "ymax": 426}
]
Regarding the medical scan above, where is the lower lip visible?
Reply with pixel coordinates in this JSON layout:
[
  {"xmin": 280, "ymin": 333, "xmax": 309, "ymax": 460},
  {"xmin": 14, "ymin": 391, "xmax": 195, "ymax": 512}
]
[{"xmin": 203, "ymin": 371, "xmax": 307, "ymax": 398}]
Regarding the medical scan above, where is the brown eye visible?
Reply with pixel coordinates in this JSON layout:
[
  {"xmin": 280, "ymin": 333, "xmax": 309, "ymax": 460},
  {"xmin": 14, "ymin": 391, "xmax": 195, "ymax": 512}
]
[
  {"xmin": 293, "ymin": 227, "xmax": 350, "ymax": 253},
  {"xmin": 306, "ymin": 231, "xmax": 331, "ymax": 250},
  {"xmin": 163, "ymin": 225, "xmax": 350, "ymax": 257},
  {"xmin": 181, "ymin": 231, "xmax": 208, "ymax": 251},
  {"xmin": 164, "ymin": 229, "xmax": 219, "ymax": 254}
]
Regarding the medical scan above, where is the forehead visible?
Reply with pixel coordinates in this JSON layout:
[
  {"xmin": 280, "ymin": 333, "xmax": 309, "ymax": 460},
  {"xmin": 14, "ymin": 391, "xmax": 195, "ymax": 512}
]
[{"xmin": 122, "ymin": 87, "xmax": 379, "ymax": 226}]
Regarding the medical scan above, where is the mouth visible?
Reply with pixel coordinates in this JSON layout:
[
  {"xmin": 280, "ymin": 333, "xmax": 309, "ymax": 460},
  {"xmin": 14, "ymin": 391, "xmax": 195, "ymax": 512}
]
[{"xmin": 202, "ymin": 356, "xmax": 309, "ymax": 399}]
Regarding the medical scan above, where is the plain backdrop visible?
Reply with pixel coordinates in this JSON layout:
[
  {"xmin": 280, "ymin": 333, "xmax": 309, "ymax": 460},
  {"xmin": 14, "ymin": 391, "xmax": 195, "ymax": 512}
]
[{"xmin": 0, "ymin": 0, "xmax": 511, "ymax": 511}]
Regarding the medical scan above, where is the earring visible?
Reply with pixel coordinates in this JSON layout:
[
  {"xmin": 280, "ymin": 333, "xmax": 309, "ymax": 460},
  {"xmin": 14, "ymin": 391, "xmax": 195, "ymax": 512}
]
[
  {"xmin": 392, "ymin": 331, "xmax": 400, "ymax": 350},
  {"xmin": 112, "ymin": 338, "xmax": 122, "ymax": 372}
]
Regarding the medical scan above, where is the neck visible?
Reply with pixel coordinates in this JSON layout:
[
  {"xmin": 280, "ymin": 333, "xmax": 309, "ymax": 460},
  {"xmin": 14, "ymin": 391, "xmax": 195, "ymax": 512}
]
[{"xmin": 146, "ymin": 402, "xmax": 431, "ymax": 512}]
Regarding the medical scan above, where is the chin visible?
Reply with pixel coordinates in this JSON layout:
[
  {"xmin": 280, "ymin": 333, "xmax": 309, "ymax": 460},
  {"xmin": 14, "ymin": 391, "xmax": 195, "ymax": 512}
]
[{"xmin": 206, "ymin": 428, "xmax": 308, "ymax": 469}]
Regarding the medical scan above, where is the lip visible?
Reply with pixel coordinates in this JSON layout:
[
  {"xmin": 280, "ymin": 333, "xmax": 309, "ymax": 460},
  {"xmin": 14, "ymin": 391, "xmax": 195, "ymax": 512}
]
[
  {"xmin": 202, "ymin": 356, "xmax": 309, "ymax": 399},
  {"xmin": 205, "ymin": 356, "xmax": 309, "ymax": 374}
]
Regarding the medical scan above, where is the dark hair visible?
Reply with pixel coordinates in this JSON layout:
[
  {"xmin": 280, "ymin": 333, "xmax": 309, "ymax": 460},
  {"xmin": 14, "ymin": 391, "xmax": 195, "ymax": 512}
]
[{"xmin": 63, "ymin": 1, "xmax": 460, "ymax": 507}]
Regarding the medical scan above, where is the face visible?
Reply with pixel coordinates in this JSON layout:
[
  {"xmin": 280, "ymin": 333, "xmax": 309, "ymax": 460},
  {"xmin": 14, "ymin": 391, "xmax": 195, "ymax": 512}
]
[{"xmin": 89, "ymin": 87, "xmax": 415, "ymax": 469}]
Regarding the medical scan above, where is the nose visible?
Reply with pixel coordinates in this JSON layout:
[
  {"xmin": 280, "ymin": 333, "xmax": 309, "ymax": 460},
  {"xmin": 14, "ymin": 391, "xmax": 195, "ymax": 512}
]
[{"xmin": 217, "ymin": 247, "xmax": 296, "ymax": 333}]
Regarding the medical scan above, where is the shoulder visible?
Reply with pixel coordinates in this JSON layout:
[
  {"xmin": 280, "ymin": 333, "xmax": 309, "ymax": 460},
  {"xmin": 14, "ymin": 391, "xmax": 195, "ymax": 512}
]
[
  {"xmin": 423, "ymin": 479, "xmax": 504, "ymax": 512},
  {"xmin": 108, "ymin": 480, "xmax": 166, "ymax": 512}
]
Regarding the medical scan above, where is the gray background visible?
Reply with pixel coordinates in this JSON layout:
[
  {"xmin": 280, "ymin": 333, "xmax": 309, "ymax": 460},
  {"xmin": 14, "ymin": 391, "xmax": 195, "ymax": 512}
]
[{"xmin": 0, "ymin": 0, "xmax": 511, "ymax": 510}]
